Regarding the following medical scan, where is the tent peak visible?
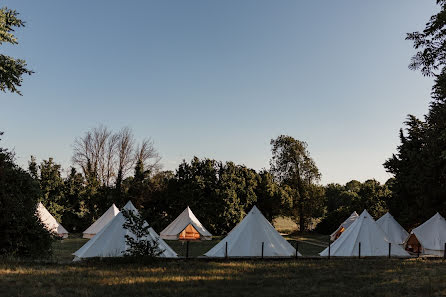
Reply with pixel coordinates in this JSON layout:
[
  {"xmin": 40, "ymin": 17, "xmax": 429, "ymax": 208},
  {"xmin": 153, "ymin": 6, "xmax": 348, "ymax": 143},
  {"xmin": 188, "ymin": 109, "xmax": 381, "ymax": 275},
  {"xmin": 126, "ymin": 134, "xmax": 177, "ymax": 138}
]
[
  {"xmin": 359, "ymin": 209, "xmax": 372, "ymax": 218},
  {"xmin": 83, "ymin": 203, "xmax": 120, "ymax": 239},
  {"xmin": 385, "ymin": 212, "xmax": 396, "ymax": 218},
  {"xmin": 249, "ymin": 205, "xmax": 259, "ymax": 213},
  {"xmin": 36, "ymin": 202, "xmax": 68, "ymax": 238},
  {"xmin": 377, "ymin": 212, "xmax": 408, "ymax": 245},
  {"xmin": 330, "ymin": 210, "xmax": 359, "ymax": 241},
  {"xmin": 433, "ymin": 212, "xmax": 444, "ymax": 219},
  {"xmin": 123, "ymin": 201, "xmax": 137, "ymax": 212}
]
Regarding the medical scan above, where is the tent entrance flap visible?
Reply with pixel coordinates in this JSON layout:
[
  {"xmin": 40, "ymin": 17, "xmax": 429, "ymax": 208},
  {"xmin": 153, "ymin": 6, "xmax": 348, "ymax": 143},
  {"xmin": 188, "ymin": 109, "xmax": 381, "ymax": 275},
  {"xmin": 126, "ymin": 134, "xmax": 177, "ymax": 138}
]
[
  {"xmin": 179, "ymin": 224, "xmax": 201, "ymax": 240},
  {"xmin": 405, "ymin": 233, "xmax": 422, "ymax": 253},
  {"xmin": 334, "ymin": 227, "xmax": 345, "ymax": 240}
]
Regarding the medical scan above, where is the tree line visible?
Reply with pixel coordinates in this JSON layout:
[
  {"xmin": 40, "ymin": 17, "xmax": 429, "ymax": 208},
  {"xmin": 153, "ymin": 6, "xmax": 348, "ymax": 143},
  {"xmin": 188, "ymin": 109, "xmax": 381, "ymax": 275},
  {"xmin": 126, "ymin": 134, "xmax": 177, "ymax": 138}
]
[
  {"xmin": 25, "ymin": 126, "xmax": 393, "ymax": 238},
  {"xmin": 25, "ymin": 129, "xmax": 319, "ymax": 235}
]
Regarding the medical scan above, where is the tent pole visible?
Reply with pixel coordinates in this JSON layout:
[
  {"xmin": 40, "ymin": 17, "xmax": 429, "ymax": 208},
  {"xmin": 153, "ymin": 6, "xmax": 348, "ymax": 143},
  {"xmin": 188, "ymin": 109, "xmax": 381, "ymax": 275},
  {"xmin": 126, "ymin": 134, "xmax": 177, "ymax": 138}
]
[
  {"xmin": 328, "ymin": 240, "xmax": 331, "ymax": 260},
  {"xmin": 295, "ymin": 241, "xmax": 299, "ymax": 259},
  {"xmin": 417, "ymin": 243, "xmax": 420, "ymax": 258},
  {"xmin": 261, "ymin": 242, "xmax": 264, "ymax": 259},
  {"xmin": 388, "ymin": 242, "xmax": 391, "ymax": 259},
  {"xmin": 225, "ymin": 242, "xmax": 228, "ymax": 259},
  {"xmin": 444, "ymin": 243, "xmax": 445, "ymax": 260},
  {"xmin": 358, "ymin": 242, "xmax": 361, "ymax": 259}
]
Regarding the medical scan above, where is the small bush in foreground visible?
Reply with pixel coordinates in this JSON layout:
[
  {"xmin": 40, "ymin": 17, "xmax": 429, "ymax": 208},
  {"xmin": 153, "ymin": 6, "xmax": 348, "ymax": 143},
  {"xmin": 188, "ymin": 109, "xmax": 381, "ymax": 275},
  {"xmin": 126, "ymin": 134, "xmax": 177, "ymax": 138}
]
[
  {"xmin": 0, "ymin": 145, "xmax": 53, "ymax": 258},
  {"xmin": 122, "ymin": 209, "xmax": 164, "ymax": 258}
]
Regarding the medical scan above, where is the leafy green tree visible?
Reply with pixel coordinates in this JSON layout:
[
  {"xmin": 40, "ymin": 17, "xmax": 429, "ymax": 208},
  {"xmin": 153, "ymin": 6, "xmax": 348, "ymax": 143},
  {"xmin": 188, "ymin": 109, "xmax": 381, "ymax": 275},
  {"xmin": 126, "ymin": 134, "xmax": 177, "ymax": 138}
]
[
  {"xmin": 324, "ymin": 183, "xmax": 348, "ymax": 213},
  {"xmin": 0, "ymin": 143, "xmax": 52, "ymax": 257},
  {"xmin": 270, "ymin": 135, "xmax": 322, "ymax": 232},
  {"xmin": 82, "ymin": 160, "xmax": 103, "ymax": 223},
  {"xmin": 215, "ymin": 162, "xmax": 258, "ymax": 231},
  {"xmin": 62, "ymin": 167, "xmax": 88, "ymax": 232},
  {"xmin": 140, "ymin": 170, "xmax": 175, "ymax": 231},
  {"xmin": 354, "ymin": 179, "xmax": 390, "ymax": 218},
  {"xmin": 127, "ymin": 159, "xmax": 152, "ymax": 208},
  {"xmin": 0, "ymin": 7, "xmax": 33, "ymax": 95},
  {"xmin": 385, "ymin": 0, "xmax": 446, "ymax": 227},
  {"xmin": 255, "ymin": 170, "xmax": 292, "ymax": 222},
  {"xmin": 38, "ymin": 158, "xmax": 65, "ymax": 221},
  {"xmin": 304, "ymin": 183, "xmax": 326, "ymax": 226},
  {"xmin": 145, "ymin": 157, "xmax": 288, "ymax": 235},
  {"xmin": 171, "ymin": 157, "xmax": 221, "ymax": 232},
  {"xmin": 28, "ymin": 156, "xmax": 38, "ymax": 179},
  {"xmin": 316, "ymin": 180, "xmax": 390, "ymax": 234}
]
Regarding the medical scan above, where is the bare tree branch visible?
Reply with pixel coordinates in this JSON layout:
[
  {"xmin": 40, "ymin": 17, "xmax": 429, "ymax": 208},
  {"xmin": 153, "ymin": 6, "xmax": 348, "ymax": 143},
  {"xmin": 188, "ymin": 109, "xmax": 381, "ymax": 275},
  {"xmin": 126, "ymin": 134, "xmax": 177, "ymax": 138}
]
[
  {"xmin": 135, "ymin": 138, "xmax": 162, "ymax": 174},
  {"xmin": 72, "ymin": 125, "xmax": 162, "ymax": 186},
  {"xmin": 116, "ymin": 127, "xmax": 135, "ymax": 180}
]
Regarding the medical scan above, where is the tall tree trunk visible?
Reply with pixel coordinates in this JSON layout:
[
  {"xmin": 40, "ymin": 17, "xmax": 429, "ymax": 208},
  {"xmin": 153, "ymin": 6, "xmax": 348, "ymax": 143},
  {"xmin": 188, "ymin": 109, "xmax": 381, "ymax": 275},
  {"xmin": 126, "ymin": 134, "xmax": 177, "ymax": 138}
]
[
  {"xmin": 115, "ymin": 169, "xmax": 123, "ymax": 205},
  {"xmin": 299, "ymin": 200, "xmax": 305, "ymax": 233}
]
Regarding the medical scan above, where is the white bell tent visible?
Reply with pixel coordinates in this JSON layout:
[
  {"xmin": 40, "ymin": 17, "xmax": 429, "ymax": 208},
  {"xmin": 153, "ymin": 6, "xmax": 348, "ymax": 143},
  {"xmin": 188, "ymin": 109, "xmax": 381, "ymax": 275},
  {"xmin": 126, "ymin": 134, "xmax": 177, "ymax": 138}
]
[
  {"xmin": 320, "ymin": 210, "xmax": 410, "ymax": 257},
  {"xmin": 36, "ymin": 202, "xmax": 68, "ymax": 238},
  {"xmin": 73, "ymin": 201, "xmax": 177, "ymax": 260},
  {"xmin": 330, "ymin": 211, "xmax": 359, "ymax": 241},
  {"xmin": 160, "ymin": 206, "xmax": 212, "ymax": 240},
  {"xmin": 205, "ymin": 206, "xmax": 299, "ymax": 258},
  {"xmin": 376, "ymin": 212, "xmax": 409, "ymax": 245},
  {"xmin": 83, "ymin": 204, "xmax": 120, "ymax": 239},
  {"xmin": 405, "ymin": 212, "xmax": 446, "ymax": 256}
]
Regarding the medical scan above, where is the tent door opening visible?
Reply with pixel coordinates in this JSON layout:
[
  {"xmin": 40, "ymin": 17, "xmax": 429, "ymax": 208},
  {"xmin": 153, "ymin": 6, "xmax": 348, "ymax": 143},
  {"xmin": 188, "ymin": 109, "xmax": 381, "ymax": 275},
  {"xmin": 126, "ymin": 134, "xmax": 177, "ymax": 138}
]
[
  {"xmin": 405, "ymin": 233, "xmax": 422, "ymax": 253},
  {"xmin": 334, "ymin": 227, "xmax": 345, "ymax": 240},
  {"xmin": 179, "ymin": 224, "xmax": 201, "ymax": 240}
]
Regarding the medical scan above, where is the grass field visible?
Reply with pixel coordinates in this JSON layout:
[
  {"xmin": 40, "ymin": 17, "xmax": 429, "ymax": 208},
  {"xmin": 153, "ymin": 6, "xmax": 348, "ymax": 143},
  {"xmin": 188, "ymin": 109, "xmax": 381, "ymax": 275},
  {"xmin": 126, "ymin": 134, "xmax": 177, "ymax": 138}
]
[
  {"xmin": 2, "ymin": 234, "xmax": 446, "ymax": 297},
  {"xmin": 1, "ymin": 257, "xmax": 446, "ymax": 296}
]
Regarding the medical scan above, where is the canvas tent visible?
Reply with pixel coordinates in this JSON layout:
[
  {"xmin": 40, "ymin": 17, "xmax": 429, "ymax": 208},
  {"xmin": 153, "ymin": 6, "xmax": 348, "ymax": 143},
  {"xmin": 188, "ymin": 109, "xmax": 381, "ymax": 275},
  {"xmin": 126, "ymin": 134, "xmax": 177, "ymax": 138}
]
[
  {"xmin": 160, "ymin": 206, "xmax": 212, "ymax": 240},
  {"xmin": 205, "ymin": 206, "xmax": 299, "ymax": 257},
  {"xmin": 405, "ymin": 212, "xmax": 446, "ymax": 256},
  {"xmin": 83, "ymin": 204, "xmax": 120, "ymax": 239},
  {"xmin": 320, "ymin": 210, "xmax": 410, "ymax": 257},
  {"xmin": 73, "ymin": 201, "xmax": 177, "ymax": 260},
  {"xmin": 330, "ymin": 211, "xmax": 359, "ymax": 241},
  {"xmin": 376, "ymin": 212, "xmax": 409, "ymax": 245},
  {"xmin": 36, "ymin": 202, "xmax": 68, "ymax": 238}
]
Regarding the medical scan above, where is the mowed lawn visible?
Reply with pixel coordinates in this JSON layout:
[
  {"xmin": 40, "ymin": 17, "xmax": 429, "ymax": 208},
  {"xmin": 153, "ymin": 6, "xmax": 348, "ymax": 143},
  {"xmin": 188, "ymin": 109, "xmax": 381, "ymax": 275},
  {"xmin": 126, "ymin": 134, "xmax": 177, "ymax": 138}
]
[{"xmin": 1, "ymin": 233, "xmax": 446, "ymax": 296}]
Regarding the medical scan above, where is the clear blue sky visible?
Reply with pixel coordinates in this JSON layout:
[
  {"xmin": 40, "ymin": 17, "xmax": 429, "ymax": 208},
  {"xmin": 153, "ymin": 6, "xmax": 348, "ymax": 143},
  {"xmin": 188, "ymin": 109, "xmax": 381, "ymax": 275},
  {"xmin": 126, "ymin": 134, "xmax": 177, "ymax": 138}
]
[{"xmin": 0, "ymin": 0, "xmax": 438, "ymax": 184}]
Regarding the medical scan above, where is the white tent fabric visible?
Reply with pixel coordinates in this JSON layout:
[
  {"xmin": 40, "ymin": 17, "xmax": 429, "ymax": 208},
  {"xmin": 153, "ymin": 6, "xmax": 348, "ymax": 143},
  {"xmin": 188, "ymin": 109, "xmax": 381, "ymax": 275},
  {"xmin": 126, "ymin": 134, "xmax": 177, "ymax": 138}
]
[
  {"xmin": 73, "ymin": 201, "xmax": 177, "ymax": 260},
  {"xmin": 330, "ymin": 211, "xmax": 359, "ymax": 241},
  {"xmin": 376, "ymin": 212, "xmax": 409, "ymax": 245},
  {"xmin": 36, "ymin": 202, "xmax": 68, "ymax": 238},
  {"xmin": 320, "ymin": 210, "xmax": 410, "ymax": 257},
  {"xmin": 160, "ymin": 206, "xmax": 212, "ymax": 240},
  {"xmin": 205, "ymin": 206, "xmax": 299, "ymax": 257},
  {"xmin": 83, "ymin": 204, "xmax": 120, "ymax": 239},
  {"xmin": 408, "ymin": 212, "xmax": 446, "ymax": 256}
]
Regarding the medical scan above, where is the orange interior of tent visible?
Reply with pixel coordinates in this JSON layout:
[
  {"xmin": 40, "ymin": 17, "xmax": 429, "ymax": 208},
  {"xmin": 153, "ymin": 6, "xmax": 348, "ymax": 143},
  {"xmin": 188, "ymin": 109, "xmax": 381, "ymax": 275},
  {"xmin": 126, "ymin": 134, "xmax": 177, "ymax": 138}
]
[
  {"xmin": 179, "ymin": 224, "xmax": 201, "ymax": 240},
  {"xmin": 334, "ymin": 227, "xmax": 345, "ymax": 240},
  {"xmin": 405, "ymin": 234, "xmax": 422, "ymax": 253}
]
